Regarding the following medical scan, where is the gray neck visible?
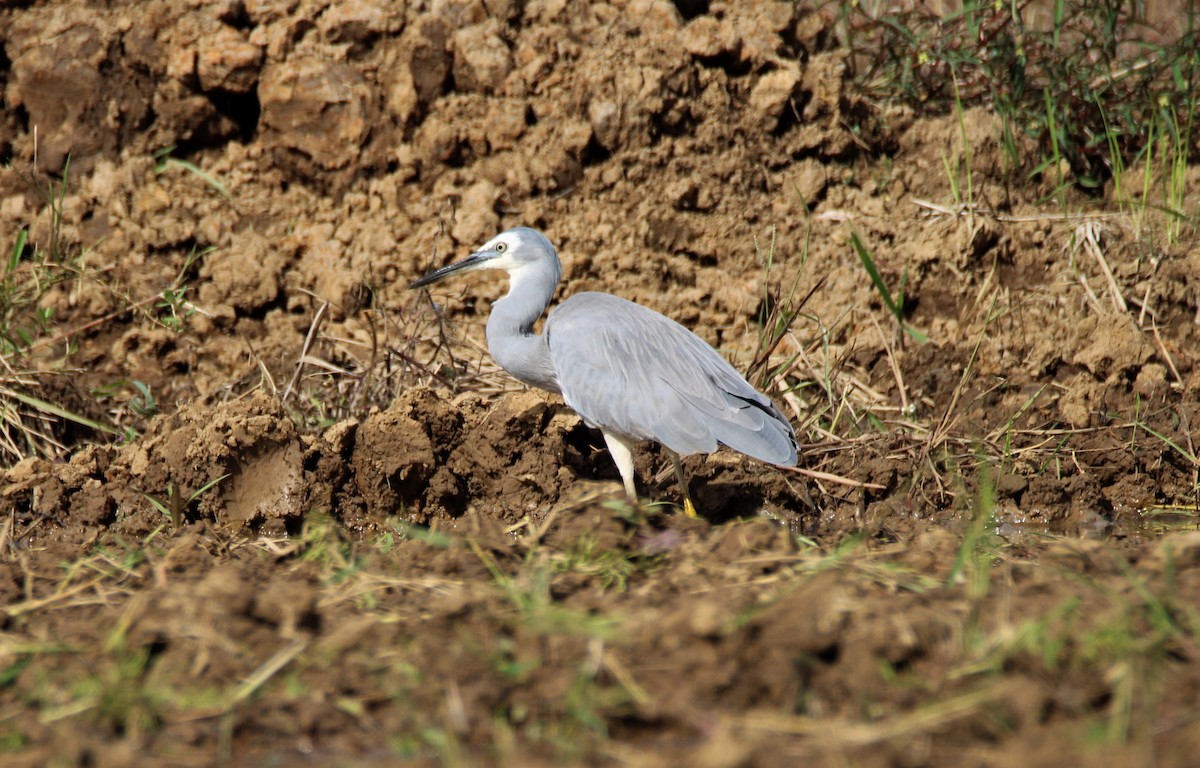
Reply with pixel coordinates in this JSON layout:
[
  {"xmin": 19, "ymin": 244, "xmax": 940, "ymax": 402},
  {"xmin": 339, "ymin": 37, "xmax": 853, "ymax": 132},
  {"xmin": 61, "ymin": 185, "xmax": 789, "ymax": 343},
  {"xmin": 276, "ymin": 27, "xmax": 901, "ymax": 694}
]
[{"xmin": 486, "ymin": 266, "xmax": 561, "ymax": 394}]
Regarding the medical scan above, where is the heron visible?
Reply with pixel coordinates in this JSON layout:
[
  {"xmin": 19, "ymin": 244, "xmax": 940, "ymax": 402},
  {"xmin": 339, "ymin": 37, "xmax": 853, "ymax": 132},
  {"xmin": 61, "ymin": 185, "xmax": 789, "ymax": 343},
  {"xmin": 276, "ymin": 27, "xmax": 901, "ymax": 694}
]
[{"xmin": 410, "ymin": 227, "xmax": 797, "ymax": 516}]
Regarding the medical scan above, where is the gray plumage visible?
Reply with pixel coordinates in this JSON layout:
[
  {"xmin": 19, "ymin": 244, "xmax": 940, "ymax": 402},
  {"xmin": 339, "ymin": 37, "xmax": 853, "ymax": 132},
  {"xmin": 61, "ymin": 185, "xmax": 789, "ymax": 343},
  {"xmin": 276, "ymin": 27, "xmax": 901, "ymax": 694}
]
[
  {"xmin": 547, "ymin": 292, "xmax": 796, "ymax": 464},
  {"xmin": 411, "ymin": 227, "xmax": 797, "ymax": 510}
]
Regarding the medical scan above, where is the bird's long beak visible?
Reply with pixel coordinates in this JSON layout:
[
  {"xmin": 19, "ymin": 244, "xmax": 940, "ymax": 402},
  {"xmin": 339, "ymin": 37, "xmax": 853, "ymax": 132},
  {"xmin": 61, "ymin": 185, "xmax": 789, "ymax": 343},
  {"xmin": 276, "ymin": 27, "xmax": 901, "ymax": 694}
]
[{"xmin": 409, "ymin": 250, "xmax": 497, "ymax": 289}]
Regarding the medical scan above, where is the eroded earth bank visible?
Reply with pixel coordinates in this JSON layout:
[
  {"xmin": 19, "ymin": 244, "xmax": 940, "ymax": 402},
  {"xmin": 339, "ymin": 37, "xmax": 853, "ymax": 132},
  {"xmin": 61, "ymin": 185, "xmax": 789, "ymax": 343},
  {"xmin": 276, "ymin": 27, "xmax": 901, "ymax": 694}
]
[{"xmin": 2, "ymin": 1, "xmax": 1199, "ymax": 766}]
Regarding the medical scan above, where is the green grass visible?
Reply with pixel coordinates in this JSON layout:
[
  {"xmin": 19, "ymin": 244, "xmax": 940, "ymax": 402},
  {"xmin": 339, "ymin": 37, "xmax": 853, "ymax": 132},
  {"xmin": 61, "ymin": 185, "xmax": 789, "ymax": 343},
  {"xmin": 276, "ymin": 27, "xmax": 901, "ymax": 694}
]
[
  {"xmin": 1118, "ymin": 396, "xmax": 1200, "ymax": 495},
  {"xmin": 836, "ymin": 0, "xmax": 1200, "ymax": 254},
  {"xmin": 840, "ymin": 1, "xmax": 1200, "ymax": 184},
  {"xmin": 140, "ymin": 473, "xmax": 230, "ymax": 530},
  {"xmin": 6, "ymin": 493, "xmax": 1200, "ymax": 762},
  {"xmin": 849, "ymin": 230, "xmax": 928, "ymax": 344},
  {"xmin": 152, "ymin": 144, "xmax": 233, "ymax": 202},
  {"xmin": 2, "ymin": 3, "xmax": 1199, "ymax": 761},
  {"xmin": 0, "ymin": 162, "xmax": 106, "ymax": 461},
  {"xmin": 0, "ymin": 156, "xmax": 230, "ymax": 463},
  {"xmin": 942, "ymin": 69, "xmax": 974, "ymax": 209},
  {"xmin": 548, "ymin": 534, "xmax": 657, "ymax": 592},
  {"xmin": 1, "ymin": 163, "xmax": 76, "ymax": 359},
  {"xmin": 0, "ymin": 161, "xmax": 157, "ymax": 461}
]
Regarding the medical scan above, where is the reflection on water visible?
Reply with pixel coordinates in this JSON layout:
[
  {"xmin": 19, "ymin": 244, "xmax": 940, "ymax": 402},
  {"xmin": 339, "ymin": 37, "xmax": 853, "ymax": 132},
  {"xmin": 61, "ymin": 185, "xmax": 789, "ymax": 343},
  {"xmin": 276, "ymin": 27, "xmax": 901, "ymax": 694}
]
[
  {"xmin": 1135, "ymin": 505, "xmax": 1200, "ymax": 537},
  {"xmin": 993, "ymin": 503, "xmax": 1200, "ymax": 540}
]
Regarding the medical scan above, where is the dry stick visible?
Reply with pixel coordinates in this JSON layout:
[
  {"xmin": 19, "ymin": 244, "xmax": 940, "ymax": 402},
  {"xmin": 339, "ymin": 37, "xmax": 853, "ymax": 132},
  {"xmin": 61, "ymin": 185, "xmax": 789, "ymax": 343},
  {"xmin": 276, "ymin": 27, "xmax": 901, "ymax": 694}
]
[
  {"xmin": 782, "ymin": 464, "xmax": 885, "ymax": 490},
  {"xmin": 255, "ymin": 356, "xmax": 278, "ymax": 396},
  {"xmin": 1012, "ymin": 425, "xmax": 1111, "ymax": 436},
  {"xmin": 792, "ymin": 342, "xmax": 861, "ymax": 434},
  {"xmin": 297, "ymin": 355, "xmax": 352, "ymax": 376},
  {"xmin": 997, "ymin": 210, "xmax": 1124, "ymax": 223},
  {"xmin": 923, "ymin": 298, "xmax": 1001, "ymax": 479},
  {"xmin": 1076, "ymin": 272, "xmax": 1105, "ymax": 317},
  {"xmin": 911, "ymin": 197, "xmax": 1131, "ymax": 225},
  {"xmin": 1150, "ymin": 322, "xmax": 1184, "ymax": 386},
  {"xmin": 1088, "ymin": 56, "xmax": 1158, "ymax": 90},
  {"xmin": 869, "ymin": 314, "xmax": 909, "ymax": 414},
  {"xmin": 778, "ymin": 380, "xmax": 808, "ymax": 428},
  {"xmin": 22, "ymin": 292, "xmax": 163, "ymax": 355},
  {"xmin": 18, "ymin": 550, "xmax": 34, "ymax": 600},
  {"xmin": 323, "ymin": 575, "xmax": 467, "ymax": 608},
  {"xmin": 0, "ymin": 511, "xmax": 12, "ymax": 556},
  {"xmin": 1138, "ymin": 282, "xmax": 1153, "ymax": 326},
  {"xmin": 1081, "ymin": 222, "xmax": 1127, "ymax": 314},
  {"xmin": 1069, "ymin": 450, "xmax": 1086, "ymax": 476},
  {"xmin": 747, "ymin": 273, "xmax": 826, "ymax": 381},
  {"xmin": 228, "ymin": 638, "xmax": 308, "ymax": 710},
  {"xmin": 282, "ymin": 300, "xmax": 329, "ymax": 403},
  {"xmin": 910, "ymin": 198, "xmax": 985, "ymax": 217},
  {"xmin": 1081, "ymin": 224, "xmax": 1183, "ymax": 388},
  {"xmin": 740, "ymin": 680, "xmax": 1020, "ymax": 744},
  {"xmin": 601, "ymin": 652, "xmax": 654, "ymax": 708},
  {"xmin": 444, "ymin": 679, "xmax": 470, "ymax": 735},
  {"xmin": 1180, "ymin": 408, "xmax": 1197, "ymax": 471},
  {"xmin": 3, "ymin": 576, "xmax": 105, "ymax": 618}
]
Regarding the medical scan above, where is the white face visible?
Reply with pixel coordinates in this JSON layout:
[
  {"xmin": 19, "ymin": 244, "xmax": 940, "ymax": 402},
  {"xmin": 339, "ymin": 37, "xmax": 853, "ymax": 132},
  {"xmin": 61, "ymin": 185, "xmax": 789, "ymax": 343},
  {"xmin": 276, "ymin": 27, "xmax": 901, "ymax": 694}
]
[
  {"xmin": 410, "ymin": 228, "xmax": 558, "ymax": 289},
  {"xmin": 477, "ymin": 231, "xmax": 537, "ymax": 272},
  {"xmin": 478, "ymin": 233, "xmax": 521, "ymax": 270}
]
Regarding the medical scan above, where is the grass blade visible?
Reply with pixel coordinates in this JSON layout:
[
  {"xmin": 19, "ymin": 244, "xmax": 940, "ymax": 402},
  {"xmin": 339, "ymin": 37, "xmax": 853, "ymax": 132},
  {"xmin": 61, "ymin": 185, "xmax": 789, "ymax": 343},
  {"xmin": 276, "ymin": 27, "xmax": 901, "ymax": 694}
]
[
  {"xmin": 850, "ymin": 231, "xmax": 928, "ymax": 344},
  {"xmin": 4, "ymin": 387, "xmax": 118, "ymax": 434},
  {"xmin": 8, "ymin": 228, "xmax": 27, "ymax": 274}
]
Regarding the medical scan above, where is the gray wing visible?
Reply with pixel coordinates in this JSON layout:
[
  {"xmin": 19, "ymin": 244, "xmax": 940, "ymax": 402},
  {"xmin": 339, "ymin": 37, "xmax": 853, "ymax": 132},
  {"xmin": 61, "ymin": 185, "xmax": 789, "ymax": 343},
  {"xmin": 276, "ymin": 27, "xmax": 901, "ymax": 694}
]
[{"xmin": 546, "ymin": 292, "xmax": 797, "ymax": 466}]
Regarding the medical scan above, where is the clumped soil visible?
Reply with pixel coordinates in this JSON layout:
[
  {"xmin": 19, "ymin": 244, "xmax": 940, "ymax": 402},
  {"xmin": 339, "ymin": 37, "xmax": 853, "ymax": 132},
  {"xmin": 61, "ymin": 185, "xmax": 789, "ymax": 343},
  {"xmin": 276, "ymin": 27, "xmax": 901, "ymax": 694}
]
[{"xmin": 1, "ymin": 1, "xmax": 1198, "ymax": 766}]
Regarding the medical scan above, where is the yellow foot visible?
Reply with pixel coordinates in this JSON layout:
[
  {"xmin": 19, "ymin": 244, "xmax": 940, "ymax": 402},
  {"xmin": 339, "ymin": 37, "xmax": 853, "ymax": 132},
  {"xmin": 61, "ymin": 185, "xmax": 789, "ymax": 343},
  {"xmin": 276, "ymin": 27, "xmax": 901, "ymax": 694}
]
[{"xmin": 683, "ymin": 497, "xmax": 698, "ymax": 518}]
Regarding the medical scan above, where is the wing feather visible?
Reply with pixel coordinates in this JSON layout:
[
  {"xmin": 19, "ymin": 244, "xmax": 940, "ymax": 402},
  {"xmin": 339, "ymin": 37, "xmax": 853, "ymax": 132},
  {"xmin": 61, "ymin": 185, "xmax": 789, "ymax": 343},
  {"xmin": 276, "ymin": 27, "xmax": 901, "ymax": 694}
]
[{"xmin": 546, "ymin": 292, "xmax": 797, "ymax": 465}]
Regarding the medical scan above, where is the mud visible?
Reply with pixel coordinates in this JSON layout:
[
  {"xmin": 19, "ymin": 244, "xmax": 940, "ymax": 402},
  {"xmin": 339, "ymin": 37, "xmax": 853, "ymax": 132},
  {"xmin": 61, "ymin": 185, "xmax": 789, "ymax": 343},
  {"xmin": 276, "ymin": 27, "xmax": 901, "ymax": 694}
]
[{"xmin": 2, "ymin": 1, "xmax": 1199, "ymax": 765}]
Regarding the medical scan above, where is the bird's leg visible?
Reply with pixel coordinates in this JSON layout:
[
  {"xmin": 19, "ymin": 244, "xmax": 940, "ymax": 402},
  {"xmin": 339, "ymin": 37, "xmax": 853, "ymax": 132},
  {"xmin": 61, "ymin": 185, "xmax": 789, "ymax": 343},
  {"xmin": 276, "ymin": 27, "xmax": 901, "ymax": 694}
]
[
  {"xmin": 600, "ymin": 429, "xmax": 640, "ymax": 505},
  {"xmin": 669, "ymin": 450, "xmax": 698, "ymax": 518}
]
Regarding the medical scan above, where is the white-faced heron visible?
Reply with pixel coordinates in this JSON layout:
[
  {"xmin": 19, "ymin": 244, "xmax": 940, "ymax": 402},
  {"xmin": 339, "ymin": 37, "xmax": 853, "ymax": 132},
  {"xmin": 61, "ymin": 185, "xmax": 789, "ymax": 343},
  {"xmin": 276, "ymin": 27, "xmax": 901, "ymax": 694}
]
[{"xmin": 411, "ymin": 227, "xmax": 797, "ymax": 516}]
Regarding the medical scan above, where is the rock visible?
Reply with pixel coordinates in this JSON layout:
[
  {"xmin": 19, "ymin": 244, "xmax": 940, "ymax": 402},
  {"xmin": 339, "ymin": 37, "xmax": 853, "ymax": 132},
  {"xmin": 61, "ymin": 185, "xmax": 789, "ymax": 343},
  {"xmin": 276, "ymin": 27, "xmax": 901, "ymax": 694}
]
[
  {"xmin": 588, "ymin": 99, "xmax": 620, "ymax": 151},
  {"xmin": 1134, "ymin": 362, "xmax": 1169, "ymax": 396},
  {"xmin": 243, "ymin": 0, "xmax": 298, "ymax": 24},
  {"xmin": 6, "ymin": 13, "xmax": 152, "ymax": 172},
  {"xmin": 748, "ymin": 64, "xmax": 800, "ymax": 131},
  {"xmin": 1073, "ymin": 315, "xmax": 1152, "ymax": 379},
  {"xmin": 560, "ymin": 118, "xmax": 594, "ymax": 155},
  {"xmin": 680, "ymin": 17, "xmax": 740, "ymax": 58},
  {"xmin": 404, "ymin": 15, "xmax": 451, "ymax": 104},
  {"xmin": 198, "ymin": 231, "xmax": 283, "ymax": 312},
  {"xmin": 452, "ymin": 180, "xmax": 501, "ymax": 246},
  {"xmin": 620, "ymin": 0, "xmax": 681, "ymax": 29},
  {"xmin": 259, "ymin": 58, "xmax": 372, "ymax": 170},
  {"xmin": 484, "ymin": 97, "xmax": 528, "ymax": 150},
  {"xmin": 452, "ymin": 21, "xmax": 513, "ymax": 93},
  {"xmin": 800, "ymin": 52, "xmax": 846, "ymax": 122},
  {"xmin": 352, "ymin": 402, "xmax": 439, "ymax": 518},
  {"xmin": 197, "ymin": 26, "xmax": 263, "ymax": 93},
  {"xmin": 386, "ymin": 66, "xmax": 422, "ymax": 124},
  {"xmin": 320, "ymin": 0, "xmax": 398, "ymax": 45}
]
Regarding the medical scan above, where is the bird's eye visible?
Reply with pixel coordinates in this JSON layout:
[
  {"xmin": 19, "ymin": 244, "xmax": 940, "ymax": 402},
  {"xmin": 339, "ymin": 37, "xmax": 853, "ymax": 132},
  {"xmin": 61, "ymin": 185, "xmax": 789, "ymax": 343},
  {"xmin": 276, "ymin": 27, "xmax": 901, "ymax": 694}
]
[{"xmin": 496, "ymin": 242, "xmax": 508, "ymax": 253}]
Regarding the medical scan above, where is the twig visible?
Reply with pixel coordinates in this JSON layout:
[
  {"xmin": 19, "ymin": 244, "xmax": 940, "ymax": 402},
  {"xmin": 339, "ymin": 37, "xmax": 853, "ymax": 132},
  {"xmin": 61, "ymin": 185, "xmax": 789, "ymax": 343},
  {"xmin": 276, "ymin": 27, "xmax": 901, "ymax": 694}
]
[
  {"xmin": 1076, "ymin": 272, "xmax": 1105, "ymax": 317},
  {"xmin": 1149, "ymin": 323, "xmax": 1184, "ymax": 387},
  {"xmin": 782, "ymin": 464, "xmax": 886, "ymax": 490},
  {"xmin": 4, "ymin": 576, "xmax": 105, "ymax": 618},
  {"xmin": 283, "ymin": 301, "xmax": 329, "ymax": 402},
  {"xmin": 22, "ymin": 292, "xmax": 162, "ymax": 355},
  {"xmin": 227, "ymin": 638, "xmax": 308, "ymax": 709},
  {"xmin": 739, "ymin": 680, "xmax": 1020, "ymax": 744},
  {"xmin": 1080, "ymin": 222, "xmax": 1127, "ymax": 314},
  {"xmin": 909, "ymin": 198, "xmax": 1124, "ymax": 224},
  {"xmin": 870, "ymin": 314, "xmax": 909, "ymax": 413}
]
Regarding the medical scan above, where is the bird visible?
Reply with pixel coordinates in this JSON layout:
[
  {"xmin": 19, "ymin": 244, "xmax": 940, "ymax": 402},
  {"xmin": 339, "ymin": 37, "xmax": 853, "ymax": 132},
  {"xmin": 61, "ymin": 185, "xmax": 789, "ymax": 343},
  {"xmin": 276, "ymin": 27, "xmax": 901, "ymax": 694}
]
[{"xmin": 410, "ymin": 227, "xmax": 797, "ymax": 516}]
